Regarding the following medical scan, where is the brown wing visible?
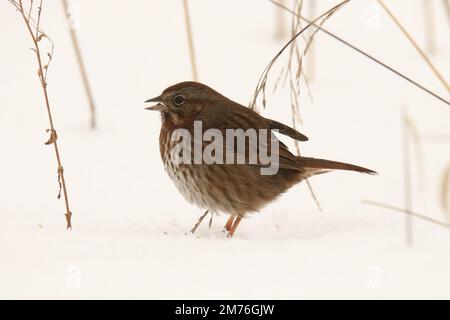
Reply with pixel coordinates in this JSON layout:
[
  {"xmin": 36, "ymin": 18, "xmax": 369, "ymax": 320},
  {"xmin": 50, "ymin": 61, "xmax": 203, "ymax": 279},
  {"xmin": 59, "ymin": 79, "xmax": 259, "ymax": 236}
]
[
  {"xmin": 265, "ymin": 118, "xmax": 308, "ymax": 141},
  {"xmin": 193, "ymin": 101, "xmax": 303, "ymax": 171}
]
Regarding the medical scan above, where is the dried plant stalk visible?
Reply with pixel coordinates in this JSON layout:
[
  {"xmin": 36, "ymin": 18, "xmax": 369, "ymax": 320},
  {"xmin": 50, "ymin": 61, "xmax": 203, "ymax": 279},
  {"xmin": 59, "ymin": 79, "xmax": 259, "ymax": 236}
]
[
  {"xmin": 190, "ymin": 210, "xmax": 209, "ymax": 234},
  {"xmin": 61, "ymin": 0, "xmax": 97, "ymax": 129},
  {"xmin": 400, "ymin": 111, "xmax": 429, "ymax": 245},
  {"xmin": 274, "ymin": 0, "xmax": 287, "ymax": 39},
  {"xmin": 421, "ymin": 134, "xmax": 450, "ymax": 141},
  {"xmin": 444, "ymin": 0, "xmax": 450, "ymax": 21},
  {"xmin": 364, "ymin": 200, "xmax": 450, "ymax": 230},
  {"xmin": 269, "ymin": 0, "xmax": 449, "ymax": 106},
  {"xmin": 250, "ymin": 0, "xmax": 350, "ymax": 110},
  {"xmin": 402, "ymin": 111, "xmax": 413, "ymax": 245},
  {"xmin": 442, "ymin": 162, "xmax": 450, "ymax": 220},
  {"xmin": 378, "ymin": 0, "xmax": 449, "ymax": 93},
  {"xmin": 279, "ymin": 0, "xmax": 323, "ymax": 211},
  {"xmin": 423, "ymin": 0, "xmax": 437, "ymax": 54},
  {"xmin": 306, "ymin": 0, "xmax": 316, "ymax": 83},
  {"xmin": 9, "ymin": 0, "xmax": 73, "ymax": 229},
  {"xmin": 182, "ymin": 0, "xmax": 198, "ymax": 81},
  {"xmin": 402, "ymin": 113, "xmax": 425, "ymax": 184},
  {"xmin": 253, "ymin": 0, "xmax": 349, "ymax": 211}
]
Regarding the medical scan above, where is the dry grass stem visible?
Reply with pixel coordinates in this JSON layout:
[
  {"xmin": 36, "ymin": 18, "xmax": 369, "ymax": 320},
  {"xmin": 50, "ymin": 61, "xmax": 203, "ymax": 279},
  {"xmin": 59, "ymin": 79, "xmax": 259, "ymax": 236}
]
[
  {"xmin": 190, "ymin": 210, "xmax": 209, "ymax": 234},
  {"xmin": 61, "ymin": 0, "xmax": 97, "ymax": 129},
  {"xmin": 378, "ymin": 0, "xmax": 449, "ymax": 93},
  {"xmin": 402, "ymin": 110, "xmax": 413, "ymax": 245},
  {"xmin": 363, "ymin": 200, "xmax": 450, "ymax": 230},
  {"xmin": 423, "ymin": 0, "xmax": 437, "ymax": 54},
  {"xmin": 444, "ymin": 0, "xmax": 450, "ymax": 21},
  {"xmin": 269, "ymin": 0, "xmax": 449, "ymax": 106},
  {"xmin": 253, "ymin": 0, "xmax": 349, "ymax": 211},
  {"xmin": 403, "ymin": 114, "xmax": 425, "ymax": 184},
  {"xmin": 9, "ymin": 0, "xmax": 73, "ymax": 230},
  {"xmin": 442, "ymin": 162, "xmax": 450, "ymax": 220},
  {"xmin": 421, "ymin": 134, "xmax": 450, "ymax": 141},
  {"xmin": 274, "ymin": 0, "xmax": 287, "ymax": 39},
  {"xmin": 250, "ymin": 0, "xmax": 350, "ymax": 111},
  {"xmin": 306, "ymin": 0, "xmax": 316, "ymax": 82},
  {"xmin": 182, "ymin": 0, "xmax": 198, "ymax": 81},
  {"xmin": 285, "ymin": 0, "xmax": 323, "ymax": 212}
]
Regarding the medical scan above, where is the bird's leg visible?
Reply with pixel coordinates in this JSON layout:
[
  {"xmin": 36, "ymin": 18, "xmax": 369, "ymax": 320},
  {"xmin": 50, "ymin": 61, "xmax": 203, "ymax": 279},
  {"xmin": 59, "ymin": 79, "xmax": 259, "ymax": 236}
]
[
  {"xmin": 227, "ymin": 216, "xmax": 242, "ymax": 238},
  {"xmin": 224, "ymin": 215, "xmax": 235, "ymax": 231},
  {"xmin": 190, "ymin": 210, "xmax": 209, "ymax": 234}
]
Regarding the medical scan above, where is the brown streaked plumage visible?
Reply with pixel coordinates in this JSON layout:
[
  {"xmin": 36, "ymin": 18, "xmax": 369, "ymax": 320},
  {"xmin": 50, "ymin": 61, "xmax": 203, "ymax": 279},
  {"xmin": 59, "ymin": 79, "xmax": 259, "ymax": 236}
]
[{"xmin": 145, "ymin": 81, "xmax": 375, "ymax": 237}]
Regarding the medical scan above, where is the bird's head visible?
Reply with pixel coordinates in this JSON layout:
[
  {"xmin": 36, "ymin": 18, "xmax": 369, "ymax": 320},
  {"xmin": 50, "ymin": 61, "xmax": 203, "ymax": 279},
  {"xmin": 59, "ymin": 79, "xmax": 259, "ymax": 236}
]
[{"xmin": 145, "ymin": 81, "xmax": 225, "ymax": 120}]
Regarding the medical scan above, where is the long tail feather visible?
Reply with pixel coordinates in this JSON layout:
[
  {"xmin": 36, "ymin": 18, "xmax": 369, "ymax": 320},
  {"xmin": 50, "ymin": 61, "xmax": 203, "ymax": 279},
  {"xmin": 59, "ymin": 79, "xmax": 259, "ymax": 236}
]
[{"xmin": 297, "ymin": 156, "xmax": 377, "ymax": 175}]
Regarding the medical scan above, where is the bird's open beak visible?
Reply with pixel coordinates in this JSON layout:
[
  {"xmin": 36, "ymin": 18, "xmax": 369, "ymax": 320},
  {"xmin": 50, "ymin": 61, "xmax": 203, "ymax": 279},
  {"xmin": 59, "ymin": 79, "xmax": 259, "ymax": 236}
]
[
  {"xmin": 145, "ymin": 103, "xmax": 166, "ymax": 111},
  {"xmin": 145, "ymin": 96, "xmax": 161, "ymax": 103},
  {"xmin": 144, "ymin": 95, "xmax": 166, "ymax": 111}
]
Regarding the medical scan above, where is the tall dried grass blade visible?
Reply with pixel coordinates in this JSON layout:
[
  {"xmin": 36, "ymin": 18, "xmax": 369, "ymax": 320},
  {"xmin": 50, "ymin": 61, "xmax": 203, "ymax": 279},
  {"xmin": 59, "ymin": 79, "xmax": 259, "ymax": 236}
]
[
  {"xmin": 9, "ymin": 0, "xmax": 73, "ymax": 230},
  {"xmin": 269, "ymin": 0, "xmax": 449, "ymax": 106},
  {"xmin": 250, "ymin": 0, "xmax": 350, "ymax": 111},
  {"xmin": 61, "ymin": 0, "xmax": 97, "ymax": 129},
  {"xmin": 182, "ymin": 0, "xmax": 199, "ymax": 81},
  {"xmin": 442, "ymin": 162, "xmax": 450, "ymax": 221},
  {"xmin": 364, "ymin": 200, "xmax": 450, "ymax": 230},
  {"xmin": 378, "ymin": 0, "xmax": 449, "ymax": 93}
]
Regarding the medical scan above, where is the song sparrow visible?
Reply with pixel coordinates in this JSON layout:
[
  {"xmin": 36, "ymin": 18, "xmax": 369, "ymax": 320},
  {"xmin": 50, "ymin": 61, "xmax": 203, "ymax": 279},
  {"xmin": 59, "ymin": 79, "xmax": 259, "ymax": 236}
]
[{"xmin": 145, "ymin": 81, "xmax": 375, "ymax": 237}]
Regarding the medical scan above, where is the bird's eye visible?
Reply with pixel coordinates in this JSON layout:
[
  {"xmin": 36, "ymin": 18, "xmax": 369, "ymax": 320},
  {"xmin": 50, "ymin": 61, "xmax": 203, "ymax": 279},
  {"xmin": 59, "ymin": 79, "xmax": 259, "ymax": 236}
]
[{"xmin": 173, "ymin": 95, "xmax": 185, "ymax": 106}]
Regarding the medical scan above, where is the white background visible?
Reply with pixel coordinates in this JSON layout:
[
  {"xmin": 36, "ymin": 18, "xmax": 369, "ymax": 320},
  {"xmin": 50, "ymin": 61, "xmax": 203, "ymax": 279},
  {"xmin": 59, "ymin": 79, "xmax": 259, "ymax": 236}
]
[{"xmin": 0, "ymin": 0, "xmax": 449, "ymax": 298}]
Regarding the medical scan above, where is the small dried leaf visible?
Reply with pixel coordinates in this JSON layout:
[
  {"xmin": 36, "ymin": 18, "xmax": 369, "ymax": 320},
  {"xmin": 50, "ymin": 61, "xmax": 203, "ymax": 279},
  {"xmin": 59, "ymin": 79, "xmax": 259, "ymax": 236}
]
[
  {"xmin": 44, "ymin": 128, "xmax": 58, "ymax": 145},
  {"xmin": 36, "ymin": 33, "xmax": 45, "ymax": 42},
  {"xmin": 57, "ymin": 165, "xmax": 64, "ymax": 200},
  {"xmin": 65, "ymin": 211, "xmax": 72, "ymax": 230}
]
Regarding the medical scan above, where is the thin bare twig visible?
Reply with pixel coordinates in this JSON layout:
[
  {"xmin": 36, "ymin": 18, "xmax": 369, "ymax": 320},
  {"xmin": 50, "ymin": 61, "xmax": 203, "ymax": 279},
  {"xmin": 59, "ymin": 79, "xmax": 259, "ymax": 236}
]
[
  {"xmin": 250, "ymin": 0, "xmax": 350, "ymax": 110},
  {"xmin": 182, "ymin": 0, "xmax": 198, "ymax": 81},
  {"xmin": 191, "ymin": 210, "xmax": 209, "ymax": 234},
  {"xmin": 256, "ymin": 1, "xmax": 350, "ymax": 210},
  {"xmin": 264, "ymin": 1, "xmax": 349, "ymax": 211},
  {"xmin": 363, "ymin": 199, "xmax": 450, "ymax": 230},
  {"xmin": 269, "ymin": 0, "xmax": 449, "ymax": 106},
  {"xmin": 61, "ymin": 0, "xmax": 97, "ymax": 129},
  {"xmin": 10, "ymin": 0, "xmax": 73, "ymax": 229},
  {"xmin": 378, "ymin": 0, "xmax": 449, "ymax": 93},
  {"xmin": 274, "ymin": 0, "xmax": 287, "ymax": 39}
]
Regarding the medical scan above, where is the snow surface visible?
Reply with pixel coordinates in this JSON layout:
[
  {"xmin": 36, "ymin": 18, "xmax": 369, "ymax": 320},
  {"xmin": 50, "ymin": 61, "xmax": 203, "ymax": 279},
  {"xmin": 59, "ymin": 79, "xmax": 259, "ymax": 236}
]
[{"xmin": 0, "ymin": 0, "xmax": 449, "ymax": 299}]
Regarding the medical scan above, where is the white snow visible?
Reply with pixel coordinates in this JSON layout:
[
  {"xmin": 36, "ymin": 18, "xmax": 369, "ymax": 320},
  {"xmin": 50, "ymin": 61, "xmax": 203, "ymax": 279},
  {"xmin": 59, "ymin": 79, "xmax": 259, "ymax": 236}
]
[{"xmin": 0, "ymin": 0, "xmax": 449, "ymax": 299}]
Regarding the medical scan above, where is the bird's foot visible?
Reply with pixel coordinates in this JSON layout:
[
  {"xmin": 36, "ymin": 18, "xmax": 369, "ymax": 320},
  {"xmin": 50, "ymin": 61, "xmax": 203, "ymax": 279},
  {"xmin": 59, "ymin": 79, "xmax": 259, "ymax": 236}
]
[
  {"xmin": 224, "ymin": 215, "xmax": 235, "ymax": 232},
  {"xmin": 226, "ymin": 216, "xmax": 242, "ymax": 238}
]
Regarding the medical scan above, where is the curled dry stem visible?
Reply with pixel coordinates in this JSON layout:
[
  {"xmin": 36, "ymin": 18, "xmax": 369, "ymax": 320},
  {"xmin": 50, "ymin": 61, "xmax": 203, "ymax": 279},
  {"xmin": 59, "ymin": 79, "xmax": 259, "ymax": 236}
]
[{"xmin": 9, "ymin": 0, "xmax": 73, "ymax": 230}]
